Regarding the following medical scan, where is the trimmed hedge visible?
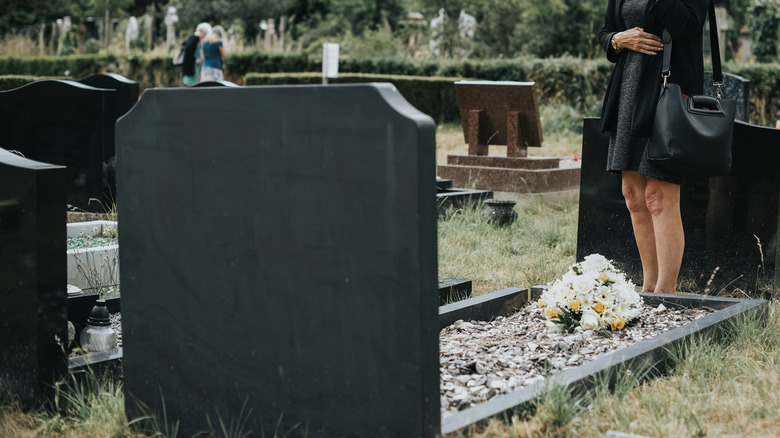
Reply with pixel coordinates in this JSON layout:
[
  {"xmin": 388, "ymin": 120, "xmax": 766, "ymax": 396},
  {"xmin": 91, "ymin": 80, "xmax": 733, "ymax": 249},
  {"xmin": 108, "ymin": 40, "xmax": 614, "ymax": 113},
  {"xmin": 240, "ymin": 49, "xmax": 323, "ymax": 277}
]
[
  {"xmin": 0, "ymin": 53, "xmax": 778, "ymax": 125},
  {"xmin": 245, "ymin": 72, "xmax": 463, "ymax": 123},
  {"xmin": 0, "ymin": 75, "xmax": 64, "ymax": 91},
  {"xmin": 0, "ymin": 54, "xmax": 120, "ymax": 79}
]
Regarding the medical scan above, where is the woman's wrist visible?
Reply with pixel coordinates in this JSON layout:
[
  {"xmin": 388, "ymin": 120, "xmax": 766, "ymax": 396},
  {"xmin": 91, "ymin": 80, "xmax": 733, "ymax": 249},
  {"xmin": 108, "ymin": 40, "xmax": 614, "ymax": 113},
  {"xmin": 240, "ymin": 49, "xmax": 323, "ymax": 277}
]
[{"xmin": 611, "ymin": 33, "xmax": 622, "ymax": 52}]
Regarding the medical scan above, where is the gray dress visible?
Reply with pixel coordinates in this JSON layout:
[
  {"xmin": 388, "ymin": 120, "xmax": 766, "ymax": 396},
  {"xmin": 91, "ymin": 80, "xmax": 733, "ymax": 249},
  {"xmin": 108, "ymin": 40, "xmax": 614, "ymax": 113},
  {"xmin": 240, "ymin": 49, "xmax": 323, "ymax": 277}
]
[{"xmin": 606, "ymin": 0, "xmax": 683, "ymax": 185}]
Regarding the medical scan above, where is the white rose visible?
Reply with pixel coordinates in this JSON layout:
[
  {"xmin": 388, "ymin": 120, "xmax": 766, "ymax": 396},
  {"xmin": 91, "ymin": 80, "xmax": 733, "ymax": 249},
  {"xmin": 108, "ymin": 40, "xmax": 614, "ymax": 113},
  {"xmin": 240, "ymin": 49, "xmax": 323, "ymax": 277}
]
[
  {"xmin": 581, "ymin": 254, "xmax": 610, "ymax": 272},
  {"xmin": 573, "ymin": 276, "xmax": 593, "ymax": 294},
  {"xmin": 580, "ymin": 309, "xmax": 600, "ymax": 331}
]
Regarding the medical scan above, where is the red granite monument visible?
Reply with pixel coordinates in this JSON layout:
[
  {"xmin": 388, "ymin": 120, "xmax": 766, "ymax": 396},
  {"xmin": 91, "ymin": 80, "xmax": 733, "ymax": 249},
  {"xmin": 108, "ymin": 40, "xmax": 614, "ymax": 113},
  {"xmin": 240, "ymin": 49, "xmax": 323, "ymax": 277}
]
[{"xmin": 438, "ymin": 81, "xmax": 580, "ymax": 194}]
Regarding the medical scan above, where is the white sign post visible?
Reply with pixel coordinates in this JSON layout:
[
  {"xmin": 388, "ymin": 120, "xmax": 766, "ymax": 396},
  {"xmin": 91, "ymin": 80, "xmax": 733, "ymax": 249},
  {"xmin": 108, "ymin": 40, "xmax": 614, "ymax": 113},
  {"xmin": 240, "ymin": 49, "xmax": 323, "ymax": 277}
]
[{"xmin": 322, "ymin": 42, "xmax": 339, "ymax": 84}]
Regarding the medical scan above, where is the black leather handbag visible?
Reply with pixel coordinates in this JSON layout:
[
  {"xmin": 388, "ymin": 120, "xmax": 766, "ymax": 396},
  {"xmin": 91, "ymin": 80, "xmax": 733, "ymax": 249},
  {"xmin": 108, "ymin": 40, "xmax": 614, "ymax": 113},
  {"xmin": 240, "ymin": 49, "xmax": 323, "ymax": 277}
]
[{"xmin": 647, "ymin": 1, "xmax": 736, "ymax": 177}]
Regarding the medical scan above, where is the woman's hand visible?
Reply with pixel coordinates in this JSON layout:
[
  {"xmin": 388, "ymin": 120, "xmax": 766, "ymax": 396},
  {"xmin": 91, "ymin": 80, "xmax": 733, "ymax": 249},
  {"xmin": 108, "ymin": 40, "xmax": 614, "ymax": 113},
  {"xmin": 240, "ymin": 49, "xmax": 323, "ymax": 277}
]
[{"xmin": 614, "ymin": 27, "xmax": 664, "ymax": 55}]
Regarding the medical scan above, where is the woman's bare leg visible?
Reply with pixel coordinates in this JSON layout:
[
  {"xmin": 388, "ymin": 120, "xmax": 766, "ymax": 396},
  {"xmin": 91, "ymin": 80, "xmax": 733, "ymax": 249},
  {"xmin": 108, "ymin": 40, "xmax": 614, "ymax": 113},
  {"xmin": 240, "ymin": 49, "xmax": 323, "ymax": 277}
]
[
  {"xmin": 622, "ymin": 171, "xmax": 658, "ymax": 291},
  {"xmin": 645, "ymin": 176, "xmax": 683, "ymax": 293}
]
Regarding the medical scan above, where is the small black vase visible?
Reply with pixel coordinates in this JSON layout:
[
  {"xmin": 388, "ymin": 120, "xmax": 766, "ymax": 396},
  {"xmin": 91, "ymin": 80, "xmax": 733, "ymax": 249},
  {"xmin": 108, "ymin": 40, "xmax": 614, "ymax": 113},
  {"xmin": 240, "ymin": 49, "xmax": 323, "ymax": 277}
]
[{"xmin": 483, "ymin": 199, "xmax": 518, "ymax": 226}]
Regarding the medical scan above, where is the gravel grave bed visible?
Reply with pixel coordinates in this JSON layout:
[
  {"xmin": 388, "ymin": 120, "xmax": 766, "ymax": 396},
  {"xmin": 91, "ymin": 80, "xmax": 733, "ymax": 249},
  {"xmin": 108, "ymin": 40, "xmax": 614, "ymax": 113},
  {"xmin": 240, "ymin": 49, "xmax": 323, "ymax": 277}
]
[{"xmin": 440, "ymin": 302, "xmax": 712, "ymax": 417}]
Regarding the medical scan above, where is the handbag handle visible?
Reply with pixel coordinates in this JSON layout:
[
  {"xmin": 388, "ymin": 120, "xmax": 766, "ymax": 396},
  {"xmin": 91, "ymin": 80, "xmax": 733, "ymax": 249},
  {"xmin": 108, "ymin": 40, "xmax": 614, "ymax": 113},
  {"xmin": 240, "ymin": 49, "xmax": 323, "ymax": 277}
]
[{"xmin": 661, "ymin": 0, "xmax": 723, "ymax": 98}]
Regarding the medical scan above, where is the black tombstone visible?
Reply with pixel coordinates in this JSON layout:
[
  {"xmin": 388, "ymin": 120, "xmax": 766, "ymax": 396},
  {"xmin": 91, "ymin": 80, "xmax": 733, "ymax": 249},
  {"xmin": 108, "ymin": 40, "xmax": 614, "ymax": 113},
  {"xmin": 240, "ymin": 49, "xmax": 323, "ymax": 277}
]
[
  {"xmin": 77, "ymin": 73, "xmax": 140, "ymax": 119},
  {"xmin": 117, "ymin": 84, "xmax": 439, "ymax": 437},
  {"xmin": 577, "ymin": 117, "xmax": 780, "ymax": 297},
  {"xmin": 77, "ymin": 73, "xmax": 140, "ymax": 199},
  {"xmin": 191, "ymin": 80, "xmax": 240, "ymax": 87},
  {"xmin": 0, "ymin": 148, "xmax": 67, "ymax": 405},
  {"xmin": 0, "ymin": 80, "xmax": 116, "ymax": 211}
]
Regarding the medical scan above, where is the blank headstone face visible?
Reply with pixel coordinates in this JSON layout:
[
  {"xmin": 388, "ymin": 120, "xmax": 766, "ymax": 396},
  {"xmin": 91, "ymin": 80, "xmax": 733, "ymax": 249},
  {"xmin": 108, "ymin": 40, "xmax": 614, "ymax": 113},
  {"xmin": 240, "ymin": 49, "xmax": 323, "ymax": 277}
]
[
  {"xmin": 117, "ymin": 84, "xmax": 438, "ymax": 437},
  {"xmin": 577, "ymin": 118, "xmax": 780, "ymax": 295},
  {"xmin": 0, "ymin": 80, "xmax": 116, "ymax": 211},
  {"xmin": 77, "ymin": 73, "xmax": 140, "ymax": 119},
  {"xmin": 0, "ymin": 148, "xmax": 67, "ymax": 406}
]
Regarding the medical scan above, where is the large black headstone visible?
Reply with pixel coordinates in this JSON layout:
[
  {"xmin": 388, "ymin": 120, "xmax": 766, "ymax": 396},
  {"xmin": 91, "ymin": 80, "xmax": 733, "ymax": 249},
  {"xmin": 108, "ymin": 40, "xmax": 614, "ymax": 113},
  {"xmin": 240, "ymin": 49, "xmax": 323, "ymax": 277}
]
[
  {"xmin": 0, "ymin": 80, "xmax": 116, "ymax": 211},
  {"xmin": 577, "ymin": 118, "xmax": 780, "ymax": 296},
  {"xmin": 117, "ymin": 84, "xmax": 439, "ymax": 437},
  {"xmin": 0, "ymin": 148, "xmax": 67, "ymax": 405},
  {"xmin": 703, "ymin": 72, "xmax": 750, "ymax": 123},
  {"xmin": 77, "ymin": 73, "xmax": 140, "ymax": 119},
  {"xmin": 76, "ymin": 73, "xmax": 140, "ymax": 199}
]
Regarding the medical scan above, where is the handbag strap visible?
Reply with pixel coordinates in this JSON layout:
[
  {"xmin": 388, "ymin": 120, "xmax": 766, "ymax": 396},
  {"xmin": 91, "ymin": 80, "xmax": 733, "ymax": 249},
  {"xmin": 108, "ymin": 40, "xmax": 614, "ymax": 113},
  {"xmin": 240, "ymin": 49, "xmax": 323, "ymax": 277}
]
[{"xmin": 661, "ymin": 0, "xmax": 723, "ymax": 97}]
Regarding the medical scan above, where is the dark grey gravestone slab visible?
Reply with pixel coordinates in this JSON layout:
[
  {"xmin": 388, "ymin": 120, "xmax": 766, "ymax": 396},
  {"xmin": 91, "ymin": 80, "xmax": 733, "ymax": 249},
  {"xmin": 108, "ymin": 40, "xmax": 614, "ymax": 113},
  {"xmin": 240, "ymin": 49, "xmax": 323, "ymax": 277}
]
[
  {"xmin": 439, "ymin": 287, "xmax": 529, "ymax": 328},
  {"xmin": 0, "ymin": 80, "xmax": 116, "ymax": 211},
  {"xmin": 0, "ymin": 148, "xmax": 67, "ymax": 406},
  {"xmin": 116, "ymin": 84, "xmax": 438, "ymax": 437},
  {"xmin": 577, "ymin": 118, "xmax": 780, "ymax": 297},
  {"xmin": 441, "ymin": 288, "xmax": 766, "ymax": 434},
  {"xmin": 438, "ymin": 277, "xmax": 473, "ymax": 305},
  {"xmin": 703, "ymin": 71, "xmax": 750, "ymax": 123}
]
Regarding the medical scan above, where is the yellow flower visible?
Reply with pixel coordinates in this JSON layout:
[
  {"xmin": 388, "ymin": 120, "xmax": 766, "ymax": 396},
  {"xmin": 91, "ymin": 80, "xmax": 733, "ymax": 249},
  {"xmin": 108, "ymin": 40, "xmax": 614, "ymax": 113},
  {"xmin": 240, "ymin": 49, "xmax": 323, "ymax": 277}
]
[
  {"xmin": 545, "ymin": 307, "xmax": 561, "ymax": 319},
  {"xmin": 537, "ymin": 299, "xmax": 547, "ymax": 309},
  {"xmin": 568, "ymin": 298, "xmax": 581, "ymax": 312},
  {"xmin": 610, "ymin": 315, "xmax": 626, "ymax": 330},
  {"xmin": 592, "ymin": 302, "xmax": 606, "ymax": 314},
  {"xmin": 597, "ymin": 272, "xmax": 610, "ymax": 283}
]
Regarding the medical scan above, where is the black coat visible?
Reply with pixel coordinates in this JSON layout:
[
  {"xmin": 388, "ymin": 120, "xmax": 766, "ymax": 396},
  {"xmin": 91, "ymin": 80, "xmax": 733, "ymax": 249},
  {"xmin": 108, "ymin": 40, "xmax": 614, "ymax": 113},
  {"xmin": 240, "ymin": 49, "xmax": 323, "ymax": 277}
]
[
  {"xmin": 182, "ymin": 34, "xmax": 200, "ymax": 77},
  {"xmin": 598, "ymin": 0, "xmax": 711, "ymax": 136}
]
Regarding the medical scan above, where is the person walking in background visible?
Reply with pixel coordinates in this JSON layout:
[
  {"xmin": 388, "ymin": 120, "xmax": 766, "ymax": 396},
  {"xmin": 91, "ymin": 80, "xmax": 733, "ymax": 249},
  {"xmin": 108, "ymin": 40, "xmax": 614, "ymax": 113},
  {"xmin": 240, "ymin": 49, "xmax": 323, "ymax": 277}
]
[
  {"xmin": 200, "ymin": 26, "xmax": 226, "ymax": 83},
  {"xmin": 598, "ymin": 0, "xmax": 711, "ymax": 294},
  {"xmin": 182, "ymin": 22, "xmax": 212, "ymax": 86}
]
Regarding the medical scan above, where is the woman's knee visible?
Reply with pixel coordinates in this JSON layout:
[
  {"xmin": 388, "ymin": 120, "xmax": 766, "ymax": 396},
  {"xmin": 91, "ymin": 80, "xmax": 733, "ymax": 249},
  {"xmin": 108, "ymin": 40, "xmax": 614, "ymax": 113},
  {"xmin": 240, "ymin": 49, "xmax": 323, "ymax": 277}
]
[
  {"xmin": 622, "ymin": 176, "xmax": 647, "ymax": 213},
  {"xmin": 645, "ymin": 179, "xmax": 680, "ymax": 216}
]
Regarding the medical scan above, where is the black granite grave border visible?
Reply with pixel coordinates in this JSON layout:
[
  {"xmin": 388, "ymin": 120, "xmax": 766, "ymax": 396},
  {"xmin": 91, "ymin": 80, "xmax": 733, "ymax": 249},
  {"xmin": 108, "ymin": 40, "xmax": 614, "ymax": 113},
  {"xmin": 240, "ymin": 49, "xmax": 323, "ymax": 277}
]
[{"xmin": 440, "ymin": 288, "xmax": 767, "ymax": 435}]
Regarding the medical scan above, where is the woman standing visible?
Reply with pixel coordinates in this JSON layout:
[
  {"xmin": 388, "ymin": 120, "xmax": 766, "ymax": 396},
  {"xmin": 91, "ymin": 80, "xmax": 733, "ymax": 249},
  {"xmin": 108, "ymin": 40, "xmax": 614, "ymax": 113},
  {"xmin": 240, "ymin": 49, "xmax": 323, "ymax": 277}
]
[
  {"xmin": 200, "ymin": 27, "xmax": 226, "ymax": 82},
  {"xmin": 182, "ymin": 22, "xmax": 211, "ymax": 86},
  {"xmin": 598, "ymin": 0, "xmax": 711, "ymax": 293}
]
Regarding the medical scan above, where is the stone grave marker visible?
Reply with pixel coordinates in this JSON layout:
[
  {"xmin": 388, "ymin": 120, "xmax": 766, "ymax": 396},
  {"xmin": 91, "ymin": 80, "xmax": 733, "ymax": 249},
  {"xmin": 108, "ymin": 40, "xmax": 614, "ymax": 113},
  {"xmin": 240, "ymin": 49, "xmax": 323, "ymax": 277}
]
[
  {"xmin": 77, "ymin": 73, "xmax": 140, "ymax": 196},
  {"xmin": 0, "ymin": 80, "xmax": 116, "ymax": 211},
  {"xmin": 0, "ymin": 148, "xmax": 67, "ymax": 406},
  {"xmin": 438, "ymin": 81, "xmax": 579, "ymax": 195},
  {"xmin": 577, "ymin": 73, "xmax": 780, "ymax": 294},
  {"xmin": 117, "ymin": 84, "xmax": 439, "ymax": 437}
]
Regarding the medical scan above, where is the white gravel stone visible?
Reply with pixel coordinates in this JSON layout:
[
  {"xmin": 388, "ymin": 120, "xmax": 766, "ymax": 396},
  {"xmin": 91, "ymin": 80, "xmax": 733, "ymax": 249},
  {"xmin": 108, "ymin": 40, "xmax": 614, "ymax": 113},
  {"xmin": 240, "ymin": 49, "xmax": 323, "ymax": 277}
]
[{"xmin": 440, "ymin": 302, "xmax": 711, "ymax": 417}]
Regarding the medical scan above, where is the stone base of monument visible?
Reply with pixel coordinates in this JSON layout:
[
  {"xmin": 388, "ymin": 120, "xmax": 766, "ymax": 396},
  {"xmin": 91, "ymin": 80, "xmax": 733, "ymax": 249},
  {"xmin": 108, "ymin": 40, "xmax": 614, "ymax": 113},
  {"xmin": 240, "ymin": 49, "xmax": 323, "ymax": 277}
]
[
  {"xmin": 436, "ymin": 178, "xmax": 492, "ymax": 215},
  {"xmin": 438, "ymin": 287, "xmax": 767, "ymax": 435},
  {"xmin": 66, "ymin": 221, "xmax": 119, "ymax": 290},
  {"xmin": 437, "ymin": 155, "xmax": 581, "ymax": 195}
]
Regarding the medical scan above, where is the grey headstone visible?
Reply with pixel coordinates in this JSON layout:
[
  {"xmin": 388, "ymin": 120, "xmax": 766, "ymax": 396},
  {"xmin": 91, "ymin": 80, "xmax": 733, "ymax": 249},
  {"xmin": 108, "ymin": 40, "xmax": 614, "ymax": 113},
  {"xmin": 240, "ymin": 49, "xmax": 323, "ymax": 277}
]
[
  {"xmin": 117, "ymin": 84, "xmax": 439, "ymax": 437},
  {"xmin": 0, "ymin": 148, "xmax": 67, "ymax": 406},
  {"xmin": 577, "ymin": 117, "xmax": 780, "ymax": 295}
]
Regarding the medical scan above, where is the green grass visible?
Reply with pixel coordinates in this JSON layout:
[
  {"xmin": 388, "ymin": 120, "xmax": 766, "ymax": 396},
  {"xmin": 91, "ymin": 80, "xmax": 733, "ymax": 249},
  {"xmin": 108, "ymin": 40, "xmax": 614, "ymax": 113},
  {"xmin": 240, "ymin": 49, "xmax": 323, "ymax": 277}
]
[{"xmin": 438, "ymin": 200, "xmax": 578, "ymax": 295}]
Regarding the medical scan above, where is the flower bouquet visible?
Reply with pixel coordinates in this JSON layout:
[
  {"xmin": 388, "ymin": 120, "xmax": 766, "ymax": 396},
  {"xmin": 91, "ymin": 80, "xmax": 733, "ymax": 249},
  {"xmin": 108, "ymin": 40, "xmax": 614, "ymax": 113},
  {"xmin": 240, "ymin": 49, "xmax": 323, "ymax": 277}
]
[{"xmin": 538, "ymin": 254, "xmax": 643, "ymax": 333}]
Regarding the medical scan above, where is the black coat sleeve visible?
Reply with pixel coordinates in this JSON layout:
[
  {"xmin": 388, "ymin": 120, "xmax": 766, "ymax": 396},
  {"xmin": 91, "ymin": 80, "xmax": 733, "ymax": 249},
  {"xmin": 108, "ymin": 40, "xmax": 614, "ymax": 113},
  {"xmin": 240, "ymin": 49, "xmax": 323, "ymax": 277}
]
[
  {"xmin": 598, "ymin": 0, "xmax": 621, "ymax": 63},
  {"xmin": 649, "ymin": 0, "xmax": 709, "ymax": 38}
]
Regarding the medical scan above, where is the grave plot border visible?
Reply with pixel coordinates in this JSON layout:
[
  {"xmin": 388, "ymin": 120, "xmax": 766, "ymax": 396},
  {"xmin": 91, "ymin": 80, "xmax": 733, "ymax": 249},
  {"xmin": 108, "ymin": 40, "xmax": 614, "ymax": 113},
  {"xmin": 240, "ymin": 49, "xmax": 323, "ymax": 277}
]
[{"xmin": 439, "ymin": 287, "xmax": 768, "ymax": 435}]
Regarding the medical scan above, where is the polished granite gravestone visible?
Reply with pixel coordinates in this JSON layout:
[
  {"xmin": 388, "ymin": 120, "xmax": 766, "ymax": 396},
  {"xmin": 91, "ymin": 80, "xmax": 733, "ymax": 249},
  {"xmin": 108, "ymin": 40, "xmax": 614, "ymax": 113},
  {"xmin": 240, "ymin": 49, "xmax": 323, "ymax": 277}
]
[
  {"xmin": 0, "ymin": 80, "xmax": 116, "ymax": 211},
  {"xmin": 77, "ymin": 73, "xmax": 140, "ymax": 199},
  {"xmin": 703, "ymin": 72, "xmax": 750, "ymax": 123},
  {"xmin": 77, "ymin": 73, "xmax": 140, "ymax": 119},
  {"xmin": 438, "ymin": 81, "xmax": 580, "ymax": 194},
  {"xmin": 117, "ymin": 84, "xmax": 438, "ymax": 437},
  {"xmin": 577, "ymin": 117, "xmax": 780, "ymax": 296},
  {"xmin": 0, "ymin": 148, "xmax": 67, "ymax": 406}
]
